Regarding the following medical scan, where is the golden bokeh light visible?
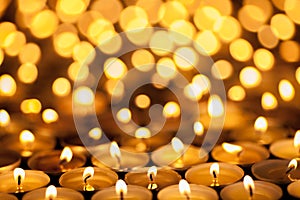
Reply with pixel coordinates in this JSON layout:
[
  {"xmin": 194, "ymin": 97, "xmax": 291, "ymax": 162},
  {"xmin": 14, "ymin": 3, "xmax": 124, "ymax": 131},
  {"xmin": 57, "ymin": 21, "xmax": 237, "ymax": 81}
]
[
  {"xmin": 238, "ymin": 5, "xmax": 266, "ymax": 32},
  {"xmin": 208, "ymin": 95, "xmax": 224, "ymax": 118},
  {"xmin": 135, "ymin": 94, "xmax": 151, "ymax": 109},
  {"xmin": 214, "ymin": 16, "xmax": 242, "ymax": 43},
  {"xmin": 192, "ymin": 74, "xmax": 211, "ymax": 95},
  {"xmin": 73, "ymin": 86, "xmax": 94, "ymax": 106},
  {"xmin": 68, "ymin": 61, "xmax": 89, "ymax": 82},
  {"xmin": 272, "ymin": 0, "xmax": 285, "ymax": 10},
  {"xmin": 0, "ymin": 22, "xmax": 16, "ymax": 48},
  {"xmin": 284, "ymin": 0, "xmax": 300, "ymax": 24},
  {"xmin": 169, "ymin": 20, "xmax": 196, "ymax": 46},
  {"xmin": 105, "ymin": 79, "xmax": 125, "ymax": 98},
  {"xmin": 0, "ymin": 74, "xmax": 17, "ymax": 96},
  {"xmin": 193, "ymin": 121, "xmax": 204, "ymax": 136},
  {"xmin": 90, "ymin": 0, "xmax": 123, "ymax": 24},
  {"xmin": 135, "ymin": 127, "xmax": 151, "ymax": 139},
  {"xmin": 87, "ymin": 17, "xmax": 115, "ymax": 46},
  {"xmin": 0, "ymin": 109, "xmax": 10, "ymax": 127},
  {"xmin": 228, "ymin": 85, "xmax": 246, "ymax": 102},
  {"xmin": 296, "ymin": 67, "xmax": 300, "ymax": 85},
  {"xmin": 30, "ymin": 9, "xmax": 59, "ymax": 39},
  {"xmin": 173, "ymin": 47, "xmax": 197, "ymax": 71},
  {"xmin": 211, "ymin": 59, "xmax": 233, "ymax": 80},
  {"xmin": 244, "ymin": 0, "xmax": 274, "ymax": 22},
  {"xmin": 42, "ymin": 108, "xmax": 59, "ymax": 124},
  {"xmin": 157, "ymin": 57, "xmax": 177, "ymax": 79},
  {"xmin": 3, "ymin": 31, "xmax": 26, "ymax": 56},
  {"xmin": 158, "ymin": 1, "xmax": 188, "ymax": 28},
  {"xmin": 136, "ymin": 0, "xmax": 162, "ymax": 24},
  {"xmin": 261, "ymin": 92, "xmax": 278, "ymax": 110},
  {"xmin": 119, "ymin": 6, "xmax": 149, "ymax": 31},
  {"xmin": 116, "ymin": 108, "xmax": 131, "ymax": 123},
  {"xmin": 184, "ymin": 83, "xmax": 203, "ymax": 101},
  {"xmin": 18, "ymin": 43, "xmax": 41, "ymax": 64},
  {"xmin": 229, "ymin": 38, "xmax": 253, "ymax": 62},
  {"xmin": 193, "ymin": 6, "xmax": 221, "ymax": 31},
  {"xmin": 88, "ymin": 127, "xmax": 102, "ymax": 140},
  {"xmin": 239, "ymin": 67, "xmax": 262, "ymax": 88},
  {"xmin": 149, "ymin": 30, "xmax": 174, "ymax": 56},
  {"xmin": 279, "ymin": 40, "xmax": 300, "ymax": 62},
  {"xmin": 278, "ymin": 79, "xmax": 295, "ymax": 102},
  {"xmin": 270, "ymin": 14, "xmax": 295, "ymax": 40},
  {"xmin": 131, "ymin": 49, "xmax": 155, "ymax": 72},
  {"xmin": 0, "ymin": 48, "xmax": 4, "ymax": 66},
  {"xmin": 17, "ymin": 63, "xmax": 38, "ymax": 84},
  {"xmin": 194, "ymin": 30, "xmax": 220, "ymax": 56},
  {"xmin": 200, "ymin": 0, "xmax": 232, "ymax": 16},
  {"xmin": 253, "ymin": 49, "xmax": 275, "ymax": 71},
  {"xmin": 52, "ymin": 77, "xmax": 71, "ymax": 97},
  {"xmin": 17, "ymin": 0, "xmax": 46, "ymax": 14},
  {"xmin": 163, "ymin": 101, "xmax": 180, "ymax": 118},
  {"xmin": 72, "ymin": 41, "xmax": 95, "ymax": 65},
  {"xmin": 20, "ymin": 98, "xmax": 42, "ymax": 114},
  {"xmin": 104, "ymin": 57, "xmax": 127, "ymax": 79},
  {"xmin": 257, "ymin": 25, "xmax": 279, "ymax": 49},
  {"xmin": 56, "ymin": 0, "xmax": 89, "ymax": 23}
]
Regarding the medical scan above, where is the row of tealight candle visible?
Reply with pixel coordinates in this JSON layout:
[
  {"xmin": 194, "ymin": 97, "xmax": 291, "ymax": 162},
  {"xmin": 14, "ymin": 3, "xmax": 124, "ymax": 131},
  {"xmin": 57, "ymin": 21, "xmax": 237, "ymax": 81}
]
[{"xmin": 1, "ymin": 128, "xmax": 300, "ymax": 199}]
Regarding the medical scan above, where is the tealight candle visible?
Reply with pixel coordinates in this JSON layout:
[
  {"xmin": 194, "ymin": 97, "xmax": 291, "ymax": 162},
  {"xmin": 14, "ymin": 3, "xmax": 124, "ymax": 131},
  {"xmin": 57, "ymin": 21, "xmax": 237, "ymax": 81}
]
[
  {"xmin": 151, "ymin": 137, "xmax": 208, "ymax": 169},
  {"xmin": 27, "ymin": 146, "xmax": 86, "ymax": 174},
  {"xmin": 91, "ymin": 142, "xmax": 149, "ymax": 171},
  {"xmin": 269, "ymin": 130, "xmax": 300, "ymax": 159},
  {"xmin": 157, "ymin": 179, "xmax": 218, "ymax": 200},
  {"xmin": 220, "ymin": 176, "xmax": 282, "ymax": 200},
  {"xmin": 0, "ymin": 130, "xmax": 56, "ymax": 157},
  {"xmin": 59, "ymin": 166, "xmax": 118, "ymax": 191},
  {"xmin": 211, "ymin": 142, "xmax": 269, "ymax": 166},
  {"xmin": 92, "ymin": 179, "xmax": 152, "ymax": 200},
  {"xmin": 185, "ymin": 162, "xmax": 244, "ymax": 186},
  {"xmin": 124, "ymin": 166, "xmax": 181, "ymax": 190},
  {"xmin": 287, "ymin": 181, "xmax": 300, "ymax": 198},
  {"xmin": 229, "ymin": 116, "xmax": 288, "ymax": 144},
  {"xmin": 22, "ymin": 185, "xmax": 84, "ymax": 200},
  {"xmin": 251, "ymin": 159, "xmax": 300, "ymax": 184},
  {"xmin": 0, "ymin": 168, "xmax": 50, "ymax": 193},
  {"xmin": 0, "ymin": 193, "xmax": 17, "ymax": 200},
  {"xmin": 0, "ymin": 150, "xmax": 21, "ymax": 174}
]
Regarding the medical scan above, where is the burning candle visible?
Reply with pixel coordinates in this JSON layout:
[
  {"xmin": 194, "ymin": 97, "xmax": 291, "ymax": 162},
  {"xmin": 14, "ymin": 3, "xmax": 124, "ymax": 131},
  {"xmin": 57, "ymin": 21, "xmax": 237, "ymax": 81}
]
[
  {"xmin": 157, "ymin": 179, "xmax": 218, "ymax": 200},
  {"xmin": 22, "ymin": 185, "xmax": 84, "ymax": 200},
  {"xmin": 59, "ymin": 166, "xmax": 118, "ymax": 191},
  {"xmin": 91, "ymin": 142, "xmax": 149, "ymax": 171},
  {"xmin": 0, "ymin": 168, "xmax": 50, "ymax": 193},
  {"xmin": 221, "ymin": 176, "xmax": 282, "ymax": 200},
  {"xmin": 269, "ymin": 130, "xmax": 300, "ymax": 159},
  {"xmin": 91, "ymin": 179, "xmax": 152, "ymax": 200},
  {"xmin": 0, "ymin": 149, "xmax": 21, "ymax": 174},
  {"xmin": 185, "ymin": 162, "xmax": 244, "ymax": 186},
  {"xmin": 125, "ymin": 166, "xmax": 181, "ymax": 190},
  {"xmin": 27, "ymin": 146, "xmax": 86, "ymax": 174},
  {"xmin": 211, "ymin": 142, "xmax": 269, "ymax": 166},
  {"xmin": 151, "ymin": 137, "xmax": 208, "ymax": 169},
  {"xmin": 229, "ymin": 116, "xmax": 288, "ymax": 144},
  {"xmin": 0, "ymin": 130, "xmax": 56, "ymax": 157}
]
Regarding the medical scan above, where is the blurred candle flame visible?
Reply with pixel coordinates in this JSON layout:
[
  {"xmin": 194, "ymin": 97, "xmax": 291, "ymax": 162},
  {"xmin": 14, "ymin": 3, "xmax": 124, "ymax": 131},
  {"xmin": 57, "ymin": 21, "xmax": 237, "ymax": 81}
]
[
  {"xmin": 0, "ymin": 109, "xmax": 10, "ymax": 127},
  {"xmin": 286, "ymin": 159, "xmax": 298, "ymax": 174},
  {"xmin": 60, "ymin": 146, "xmax": 73, "ymax": 163},
  {"xmin": 83, "ymin": 166, "xmax": 94, "ymax": 182},
  {"xmin": 135, "ymin": 127, "xmax": 151, "ymax": 139},
  {"xmin": 110, "ymin": 141, "xmax": 121, "ymax": 159},
  {"xmin": 45, "ymin": 185, "xmax": 57, "ymax": 200},
  {"xmin": 13, "ymin": 168, "xmax": 25, "ymax": 186},
  {"xmin": 193, "ymin": 121, "xmax": 204, "ymax": 136},
  {"xmin": 294, "ymin": 130, "xmax": 300, "ymax": 153},
  {"xmin": 254, "ymin": 116, "xmax": 268, "ymax": 133},
  {"xmin": 210, "ymin": 163, "xmax": 220, "ymax": 178},
  {"xmin": 19, "ymin": 130, "xmax": 35, "ymax": 145},
  {"xmin": 147, "ymin": 166, "xmax": 157, "ymax": 180},
  {"xmin": 179, "ymin": 179, "xmax": 191, "ymax": 198},
  {"xmin": 171, "ymin": 137, "xmax": 184, "ymax": 154},
  {"xmin": 243, "ymin": 175, "xmax": 255, "ymax": 198},
  {"xmin": 208, "ymin": 95, "xmax": 224, "ymax": 118},
  {"xmin": 222, "ymin": 142, "xmax": 243, "ymax": 155},
  {"xmin": 115, "ymin": 180, "xmax": 127, "ymax": 196}
]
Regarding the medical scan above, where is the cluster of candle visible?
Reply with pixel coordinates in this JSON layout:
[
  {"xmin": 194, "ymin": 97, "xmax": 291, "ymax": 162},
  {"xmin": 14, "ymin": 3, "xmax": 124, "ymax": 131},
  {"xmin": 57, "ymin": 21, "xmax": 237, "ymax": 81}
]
[{"xmin": 1, "ymin": 0, "xmax": 300, "ymax": 199}]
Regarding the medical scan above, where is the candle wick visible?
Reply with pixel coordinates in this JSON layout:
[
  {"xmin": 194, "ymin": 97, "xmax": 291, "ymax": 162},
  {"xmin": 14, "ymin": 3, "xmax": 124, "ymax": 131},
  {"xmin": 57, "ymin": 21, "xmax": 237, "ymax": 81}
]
[
  {"xmin": 120, "ymin": 190, "xmax": 124, "ymax": 200},
  {"xmin": 249, "ymin": 186, "xmax": 254, "ymax": 198},
  {"xmin": 149, "ymin": 173, "xmax": 154, "ymax": 182},
  {"xmin": 184, "ymin": 192, "xmax": 190, "ymax": 200},
  {"xmin": 17, "ymin": 175, "xmax": 21, "ymax": 186},
  {"xmin": 286, "ymin": 166, "xmax": 294, "ymax": 174},
  {"xmin": 84, "ymin": 174, "xmax": 91, "ymax": 184},
  {"xmin": 59, "ymin": 158, "xmax": 68, "ymax": 166},
  {"xmin": 212, "ymin": 171, "xmax": 217, "ymax": 179}
]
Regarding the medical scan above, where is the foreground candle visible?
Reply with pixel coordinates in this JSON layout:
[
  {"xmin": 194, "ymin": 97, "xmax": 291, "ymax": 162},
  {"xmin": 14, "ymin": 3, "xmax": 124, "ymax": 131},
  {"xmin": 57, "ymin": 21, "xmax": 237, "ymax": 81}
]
[
  {"xmin": 125, "ymin": 166, "xmax": 181, "ymax": 190},
  {"xmin": 0, "ymin": 149, "xmax": 21, "ymax": 174},
  {"xmin": 211, "ymin": 142, "xmax": 269, "ymax": 166},
  {"xmin": 287, "ymin": 181, "xmax": 300, "ymax": 198},
  {"xmin": 22, "ymin": 185, "xmax": 84, "ymax": 200},
  {"xmin": 27, "ymin": 146, "xmax": 86, "ymax": 174},
  {"xmin": 0, "ymin": 168, "xmax": 50, "ymax": 193},
  {"xmin": 221, "ymin": 176, "xmax": 282, "ymax": 200},
  {"xmin": 59, "ymin": 166, "xmax": 118, "ymax": 191},
  {"xmin": 0, "ymin": 193, "xmax": 17, "ymax": 200},
  {"xmin": 151, "ymin": 137, "xmax": 208, "ymax": 169},
  {"xmin": 157, "ymin": 179, "xmax": 218, "ymax": 200},
  {"xmin": 185, "ymin": 162, "xmax": 244, "ymax": 186},
  {"xmin": 92, "ymin": 179, "xmax": 152, "ymax": 200}
]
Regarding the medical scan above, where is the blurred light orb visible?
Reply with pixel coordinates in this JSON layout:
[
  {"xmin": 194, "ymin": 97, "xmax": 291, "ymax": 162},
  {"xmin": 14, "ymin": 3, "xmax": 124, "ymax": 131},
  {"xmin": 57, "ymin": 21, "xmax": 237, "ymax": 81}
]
[{"xmin": 239, "ymin": 67, "xmax": 262, "ymax": 88}]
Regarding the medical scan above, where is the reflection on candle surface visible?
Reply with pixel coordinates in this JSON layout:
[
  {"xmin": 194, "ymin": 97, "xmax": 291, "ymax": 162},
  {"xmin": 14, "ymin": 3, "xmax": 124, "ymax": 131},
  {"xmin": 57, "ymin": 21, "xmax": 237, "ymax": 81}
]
[{"xmin": 110, "ymin": 141, "xmax": 121, "ymax": 169}]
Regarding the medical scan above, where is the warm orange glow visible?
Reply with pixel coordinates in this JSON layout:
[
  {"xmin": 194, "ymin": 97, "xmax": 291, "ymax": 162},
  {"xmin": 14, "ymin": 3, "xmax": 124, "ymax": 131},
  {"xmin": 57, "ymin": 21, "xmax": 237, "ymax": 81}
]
[
  {"xmin": 20, "ymin": 99, "xmax": 42, "ymax": 114},
  {"xmin": 173, "ymin": 47, "xmax": 198, "ymax": 71},
  {"xmin": 68, "ymin": 61, "xmax": 89, "ymax": 82},
  {"xmin": 193, "ymin": 121, "xmax": 204, "ymax": 136},
  {"xmin": 214, "ymin": 16, "xmax": 241, "ymax": 43},
  {"xmin": 210, "ymin": 163, "xmax": 220, "ymax": 179},
  {"xmin": 3, "ymin": 31, "xmax": 26, "ymax": 56},
  {"xmin": 253, "ymin": 48, "xmax": 274, "ymax": 71},
  {"xmin": 243, "ymin": 175, "xmax": 255, "ymax": 197},
  {"xmin": 104, "ymin": 57, "xmax": 127, "ymax": 79},
  {"xmin": 19, "ymin": 130, "xmax": 35, "ymax": 146},
  {"xmin": 293, "ymin": 130, "xmax": 300, "ymax": 151},
  {"xmin": 91, "ymin": 0, "xmax": 123, "ymax": 24},
  {"xmin": 52, "ymin": 77, "xmax": 71, "ymax": 97},
  {"xmin": 227, "ymin": 85, "xmax": 246, "ymax": 102},
  {"xmin": 179, "ymin": 179, "xmax": 191, "ymax": 197},
  {"xmin": 254, "ymin": 116, "xmax": 268, "ymax": 133},
  {"xmin": 222, "ymin": 143, "xmax": 243, "ymax": 155},
  {"xmin": 72, "ymin": 41, "xmax": 95, "ymax": 65},
  {"xmin": 285, "ymin": 0, "xmax": 300, "ymax": 24},
  {"xmin": 110, "ymin": 141, "xmax": 121, "ymax": 160},
  {"xmin": 73, "ymin": 87, "xmax": 94, "ymax": 106},
  {"xmin": 135, "ymin": 127, "xmax": 151, "ymax": 139},
  {"xmin": 116, "ymin": 180, "xmax": 127, "ymax": 196},
  {"xmin": 208, "ymin": 95, "xmax": 224, "ymax": 118},
  {"xmin": 296, "ymin": 67, "xmax": 300, "ymax": 84},
  {"xmin": 239, "ymin": 67, "xmax": 262, "ymax": 88},
  {"xmin": 163, "ymin": 101, "xmax": 180, "ymax": 118},
  {"xmin": 193, "ymin": 6, "xmax": 221, "ymax": 31},
  {"xmin": 211, "ymin": 59, "xmax": 233, "ymax": 80},
  {"xmin": 42, "ymin": 109, "xmax": 59, "ymax": 124},
  {"xmin": 278, "ymin": 79, "xmax": 295, "ymax": 101},
  {"xmin": 271, "ymin": 14, "xmax": 295, "ymax": 40},
  {"xmin": 45, "ymin": 185, "xmax": 57, "ymax": 200},
  {"xmin": 18, "ymin": 43, "xmax": 41, "ymax": 64},
  {"xmin": 116, "ymin": 108, "xmax": 131, "ymax": 123},
  {"xmin": 192, "ymin": 74, "xmax": 210, "ymax": 95},
  {"xmin": 60, "ymin": 147, "xmax": 73, "ymax": 163},
  {"xmin": 149, "ymin": 30, "xmax": 174, "ymax": 56},
  {"xmin": 229, "ymin": 39, "xmax": 253, "ymax": 62},
  {"xmin": 17, "ymin": 63, "xmax": 38, "ymax": 84},
  {"xmin": 261, "ymin": 92, "xmax": 278, "ymax": 110},
  {"xmin": 171, "ymin": 137, "xmax": 184, "ymax": 154},
  {"xmin": 169, "ymin": 20, "xmax": 196, "ymax": 46},
  {"xmin": 0, "ymin": 74, "xmax": 17, "ymax": 96},
  {"xmin": 156, "ymin": 57, "xmax": 177, "ymax": 79},
  {"xmin": 158, "ymin": 1, "xmax": 188, "ymax": 28},
  {"xmin": 0, "ymin": 109, "xmax": 10, "ymax": 127},
  {"xmin": 184, "ymin": 83, "xmax": 203, "ymax": 101},
  {"xmin": 88, "ymin": 127, "xmax": 102, "ymax": 140},
  {"xmin": 119, "ymin": 6, "xmax": 148, "ymax": 31},
  {"xmin": 14, "ymin": 168, "xmax": 25, "ymax": 186},
  {"xmin": 194, "ymin": 30, "xmax": 220, "ymax": 56},
  {"xmin": 258, "ymin": 25, "xmax": 279, "ymax": 49},
  {"xmin": 131, "ymin": 49, "xmax": 155, "ymax": 72},
  {"xmin": 135, "ymin": 94, "xmax": 151, "ymax": 109},
  {"xmin": 279, "ymin": 40, "xmax": 300, "ymax": 62},
  {"xmin": 238, "ymin": 5, "xmax": 267, "ymax": 32}
]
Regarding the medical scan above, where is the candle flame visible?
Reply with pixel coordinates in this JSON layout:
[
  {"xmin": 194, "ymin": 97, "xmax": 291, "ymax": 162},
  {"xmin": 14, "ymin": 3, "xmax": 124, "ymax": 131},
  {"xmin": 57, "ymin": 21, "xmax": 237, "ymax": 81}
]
[
  {"xmin": 60, "ymin": 146, "xmax": 73, "ymax": 163},
  {"xmin": 208, "ymin": 95, "xmax": 224, "ymax": 118},
  {"xmin": 115, "ymin": 180, "xmax": 127, "ymax": 196},
  {"xmin": 243, "ymin": 175, "xmax": 255, "ymax": 197},
  {"xmin": 45, "ymin": 185, "xmax": 57, "ymax": 200},
  {"xmin": 19, "ymin": 130, "xmax": 35, "ymax": 145},
  {"xmin": 254, "ymin": 116, "xmax": 268, "ymax": 133},
  {"xmin": 294, "ymin": 130, "xmax": 300, "ymax": 150},
  {"xmin": 210, "ymin": 163, "xmax": 220, "ymax": 178},
  {"xmin": 193, "ymin": 121, "xmax": 204, "ymax": 136},
  {"xmin": 222, "ymin": 142, "xmax": 243, "ymax": 155},
  {"xmin": 278, "ymin": 79, "xmax": 295, "ymax": 102},
  {"xmin": 179, "ymin": 179, "xmax": 191, "ymax": 196},
  {"xmin": 287, "ymin": 159, "xmax": 298, "ymax": 172},
  {"xmin": 171, "ymin": 137, "xmax": 184, "ymax": 154},
  {"xmin": 135, "ymin": 127, "xmax": 151, "ymax": 139},
  {"xmin": 42, "ymin": 108, "xmax": 59, "ymax": 124},
  {"xmin": 0, "ymin": 109, "xmax": 10, "ymax": 127},
  {"xmin": 83, "ymin": 167, "xmax": 94, "ymax": 182},
  {"xmin": 147, "ymin": 166, "xmax": 157, "ymax": 179},
  {"xmin": 110, "ymin": 141, "xmax": 121, "ymax": 159},
  {"xmin": 13, "ymin": 168, "xmax": 25, "ymax": 186},
  {"xmin": 261, "ymin": 92, "xmax": 278, "ymax": 110}
]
